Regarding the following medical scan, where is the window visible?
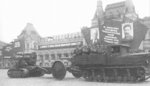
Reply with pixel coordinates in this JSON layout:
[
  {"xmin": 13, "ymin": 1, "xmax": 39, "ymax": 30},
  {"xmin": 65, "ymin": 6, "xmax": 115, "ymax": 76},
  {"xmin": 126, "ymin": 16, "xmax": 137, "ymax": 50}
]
[
  {"xmin": 57, "ymin": 53, "xmax": 62, "ymax": 58},
  {"xmin": 51, "ymin": 54, "xmax": 55, "ymax": 60},
  {"xmin": 45, "ymin": 54, "xmax": 49, "ymax": 60},
  {"xmin": 39, "ymin": 55, "xmax": 44, "ymax": 61},
  {"xmin": 33, "ymin": 42, "xmax": 38, "ymax": 49},
  {"xmin": 64, "ymin": 53, "xmax": 69, "ymax": 58},
  {"xmin": 26, "ymin": 43, "xmax": 29, "ymax": 49}
]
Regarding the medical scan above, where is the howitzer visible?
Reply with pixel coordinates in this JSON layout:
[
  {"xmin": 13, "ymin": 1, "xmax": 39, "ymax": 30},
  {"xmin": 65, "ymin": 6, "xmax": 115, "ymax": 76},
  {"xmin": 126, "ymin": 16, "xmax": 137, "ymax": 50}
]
[{"xmin": 7, "ymin": 52, "xmax": 46, "ymax": 78}]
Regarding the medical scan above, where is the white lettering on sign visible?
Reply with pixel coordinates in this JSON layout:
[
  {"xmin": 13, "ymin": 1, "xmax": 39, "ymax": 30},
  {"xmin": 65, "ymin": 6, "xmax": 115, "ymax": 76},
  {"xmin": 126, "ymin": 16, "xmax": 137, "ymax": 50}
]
[
  {"xmin": 14, "ymin": 42, "xmax": 20, "ymax": 48},
  {"xmin": 5, "ymin": 47, "xmax": 12, "ymax": 51},
  {"xmin": 102, "ymin": 26, "xmax": 120, "ymax": 44},
  {"xmin": 39, "ymin": 42, "xmax": 81, "ymax": 49}
]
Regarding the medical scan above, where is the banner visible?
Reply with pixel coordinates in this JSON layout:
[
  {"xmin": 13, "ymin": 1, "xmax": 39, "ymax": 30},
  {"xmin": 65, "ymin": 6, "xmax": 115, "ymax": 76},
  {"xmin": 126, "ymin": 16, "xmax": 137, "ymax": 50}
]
[
  {"xmin": 90, "ymin": 28, "xmax": 100, "ymax": 44},
  {"xmin": 101, "ymin": 20, "xmax": 122, "ymax": 45},
  {"xmin": 122, "ymin": 23, "xmax": 133, "ymax": 41}
]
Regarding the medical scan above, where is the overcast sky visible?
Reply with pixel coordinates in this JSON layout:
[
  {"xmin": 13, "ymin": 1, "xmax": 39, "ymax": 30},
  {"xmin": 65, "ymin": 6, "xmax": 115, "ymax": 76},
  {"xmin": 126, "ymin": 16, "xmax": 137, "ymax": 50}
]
[{"xmin": 0, "ymin": 0, "xmax": 150, "ymax": 43}]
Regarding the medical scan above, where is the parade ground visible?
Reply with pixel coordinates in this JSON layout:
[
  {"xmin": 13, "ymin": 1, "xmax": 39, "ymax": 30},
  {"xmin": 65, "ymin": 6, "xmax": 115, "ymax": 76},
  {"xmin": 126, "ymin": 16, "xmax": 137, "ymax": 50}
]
[{"xmin": 1, "ymin": 69, "xmax": 150, "ymax": 86}]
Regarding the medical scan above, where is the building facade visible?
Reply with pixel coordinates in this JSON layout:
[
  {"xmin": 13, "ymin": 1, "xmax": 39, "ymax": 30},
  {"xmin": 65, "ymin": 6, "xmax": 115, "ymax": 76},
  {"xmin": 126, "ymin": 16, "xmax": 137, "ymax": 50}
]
[
  {"xmin": 1, "ymin": 23, "xmax": 83, "ymax": 69},
  {"xmin": 1, "ymin": 23, "xmax": 41, "ymax": 68},
  {"xmin": 83, "ymin": 0, "xmax": 150, "ymax": 52},
  {"xmin": 36, "ymin": 32, "xmax": 83, "ymax": 68},
  {"xmin": 1, "ymin": 0, "xmax": 150, "ymax": 69}
]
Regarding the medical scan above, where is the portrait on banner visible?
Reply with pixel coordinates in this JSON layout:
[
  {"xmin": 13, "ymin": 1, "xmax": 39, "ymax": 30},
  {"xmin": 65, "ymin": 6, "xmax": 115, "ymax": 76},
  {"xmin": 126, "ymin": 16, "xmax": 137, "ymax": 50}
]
[
  {"xmin": 122, "ymin": 23, "xmax": 133, "ymax": 40},
  {"xmin": 90, "ymin": 28, "xmax": 100, "ymax": 44}
]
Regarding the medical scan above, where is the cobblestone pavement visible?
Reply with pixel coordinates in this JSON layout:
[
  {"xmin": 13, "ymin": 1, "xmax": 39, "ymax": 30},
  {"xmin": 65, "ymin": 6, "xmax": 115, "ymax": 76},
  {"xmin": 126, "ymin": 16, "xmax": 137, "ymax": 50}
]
[{"xmin": 0, "ymin": 69, "xmax": 150, "ymax": 86}]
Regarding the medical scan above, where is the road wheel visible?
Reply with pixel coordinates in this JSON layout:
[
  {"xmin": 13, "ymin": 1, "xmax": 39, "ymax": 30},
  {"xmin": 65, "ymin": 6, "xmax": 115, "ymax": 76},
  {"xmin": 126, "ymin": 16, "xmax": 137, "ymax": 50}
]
[
  {"xmin": 7, "ymin": 69, "xmax": 20, "ymax": 78},
  {"xmin": 72, "ymin": 72, "xmax": 82, "ymax": 78},
  {"xmin": 52, "ymin": 62, "xmax": 66, "ymax": 80},
  {"xmin": 7, "ymin": 68, "xmax": 29, "ymax": 78}
]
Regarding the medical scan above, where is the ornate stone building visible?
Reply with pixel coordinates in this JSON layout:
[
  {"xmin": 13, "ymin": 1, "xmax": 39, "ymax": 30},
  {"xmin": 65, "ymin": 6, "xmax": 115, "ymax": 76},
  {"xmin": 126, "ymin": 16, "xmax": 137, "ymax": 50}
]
[
  {"xmin": 1, "ymin": 0, "xmax": 150, "ymax": 68},
  {"xmin": 83, "ymin": 0, "xmax": 150, "ymax": 52},
  {"xmin": 1, "ymin": 23, "xmax": 41, "ymax": 68},
  {"xmin": 17, "ymin": 23, "xmax": 41, "ymax": 53},
  {"xmin": 36, "ymin": 32, "xmax": 83, "ymax": 68}
]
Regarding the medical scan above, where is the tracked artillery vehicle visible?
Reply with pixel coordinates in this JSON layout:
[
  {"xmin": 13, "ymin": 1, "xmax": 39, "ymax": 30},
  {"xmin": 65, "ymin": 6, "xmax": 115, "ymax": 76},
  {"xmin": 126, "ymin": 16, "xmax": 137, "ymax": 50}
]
[
  {"xmin": 69, "ymin": 0, "xmax": 150, "ymax": 82},
  {"xmin": 71, "ymin": 44, "xmax": 150, "ymax": 82},
  {"xmin": 7, "ymin": 52, "xmax": 66, "ymax": 79},
  {"xmin": 7, "ymin": 52, "xmax": 46, "ymax": 78}
]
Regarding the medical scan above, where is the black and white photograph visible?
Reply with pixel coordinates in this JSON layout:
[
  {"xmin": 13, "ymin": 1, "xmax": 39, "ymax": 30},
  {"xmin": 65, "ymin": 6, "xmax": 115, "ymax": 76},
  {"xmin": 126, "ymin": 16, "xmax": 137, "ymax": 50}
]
[
  {"xmin": 0, "ymin": 0, "xmax": 150, "ymax": 86},
  {"xmin": 122, "ymin": 23, "xmax": 133, "ymax": 40}
]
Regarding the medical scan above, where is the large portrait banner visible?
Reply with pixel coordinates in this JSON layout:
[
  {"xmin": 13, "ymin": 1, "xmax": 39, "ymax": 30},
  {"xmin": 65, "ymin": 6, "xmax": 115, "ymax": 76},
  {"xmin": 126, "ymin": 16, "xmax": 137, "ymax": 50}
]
[
  {"xmin": 122, "ymin": 23, "xmax": 133, "ymax": 41},
  {"xmin": 90, "ymin": 28, "xmax": 100, "ymax": 44}
]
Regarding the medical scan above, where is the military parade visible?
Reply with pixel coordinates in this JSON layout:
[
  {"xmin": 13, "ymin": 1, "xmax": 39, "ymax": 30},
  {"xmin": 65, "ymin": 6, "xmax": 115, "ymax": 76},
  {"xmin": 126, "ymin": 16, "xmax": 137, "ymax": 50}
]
[{"xmin": 0, "ymin": 0, "xmax": 150, "ymax": 86}]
